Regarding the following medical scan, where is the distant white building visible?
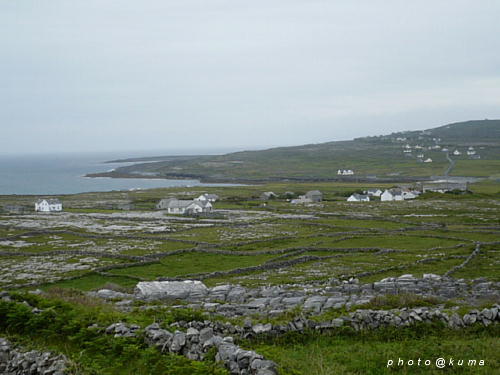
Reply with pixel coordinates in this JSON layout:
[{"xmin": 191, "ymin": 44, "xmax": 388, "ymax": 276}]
[
  {"xmin": 403, "ymin": 149, "xmax": 412, "ymax": 153},
  {"xmin": 364, "ymin": 188, "xmax": 382, "ymax": 197},
  {"xmin": 453, "ymin": 150, "xmax": 461, "ymax": 156},
  {"xmin": 402, "ymin": 190, "xmax": 419, "ymax": 200},
  {"xmin": 467, "ymin": 150, "xmax": 476, "ymax": 155},
  {"xmin": 35, "ymin": 199, "xmax": 62, "ymax": 212},
  {"xmin": 347, "ymin": 194, "xmax": 370, "ymax": 202},
  {"xmin": 424, "ymin": 158, "xmax": 433, "ymax": 163},
  {"xmin": 195, "ymin": 193, "xmax": 219, "ymax": 202},
  {"xmin": 381, "ymin": 189, "xmax": 404, "ymax": 202},
  {"xmin": 337, "ymin": 169, "xmax": 354, "ymax": 175},
  {"xmin": 157, "ymin": 198, "xmax": 212, "ymax": 215}
]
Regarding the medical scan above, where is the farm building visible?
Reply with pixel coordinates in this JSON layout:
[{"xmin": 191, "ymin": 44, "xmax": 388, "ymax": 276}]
[{"xmin": 35, "ymin": 199, "xmax": 62, "ymax": 212}]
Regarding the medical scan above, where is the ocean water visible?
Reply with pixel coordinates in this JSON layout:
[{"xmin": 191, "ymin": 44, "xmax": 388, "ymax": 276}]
[{"xmin": 0, "ymin": 152, "xmax": 235, "ymax": 195}]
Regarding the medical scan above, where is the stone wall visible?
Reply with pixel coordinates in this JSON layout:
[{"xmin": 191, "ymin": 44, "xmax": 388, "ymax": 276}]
[{"xmin": 0, "ymin": 338, "xmax": 67, "ymax": 375}]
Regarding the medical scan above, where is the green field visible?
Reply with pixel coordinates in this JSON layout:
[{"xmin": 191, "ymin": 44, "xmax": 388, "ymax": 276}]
[{"xmin": 0, "ymin": 179, "xmax": 499, "ymax": 374}]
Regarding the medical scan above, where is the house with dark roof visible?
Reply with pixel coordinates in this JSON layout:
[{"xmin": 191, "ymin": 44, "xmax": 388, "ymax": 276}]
[
  {"xmin": 305, "ymin": 190, "xmax": 323, "ymax": 202},
  {"xmin": 381, "ymin": 189, "xmax": 404, "ymax": 202},
  {"xmin": 364, "ymin": 188, "xmax": 383, "ymax": 197},
  {"xmin": 157, "ymin": 198, "xmax": 212, "ymax": 215}
]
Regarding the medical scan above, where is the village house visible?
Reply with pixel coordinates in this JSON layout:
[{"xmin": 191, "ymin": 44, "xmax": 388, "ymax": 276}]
[
  {"xmin": 419, "ymin": 181, "xmax": 468, "ymax": 193},
  {"xmin": 195, "ymin": 193, "xmax": 219, "ymax": 203},
  {"xmin": 260, "ymin": 192, "xmax": 277, "ymax": 200},
  {"xmin": 35, "ymin": 199, "xmax": 62, "ymax": 212},
  {"xmin": 381, "ymin": 189, "xmax": 404, "ymax": 202},
  {"xmin": 364, "ymin": 188, "xmax": 382, "ymax": 197},
  {"xmin": 305, "ymin": 190, "xmax": 323, "ymax": 202},
  {"xmin": 424, "ymin": 158, "xmax": 433, "ymax": 163},
  {"xmin": 337, "ymin": 169, "xmax": 354, "ymax": 175},
  {"xmin": 157, "ymin": 198, "xmax": 212, "ymax": 215},
  {"xmin": 453, "ymin": 150, "xmax": 461, "ymax": 156},
  {"xmin": 347, "ymin": 194, "xmax": 370, "ymax": 202},
  {"xmin": 156, "ymin": 198, "xmax": 175, "ymax": 210},
  {"xmin": 402, "ymin": 189, "xmax": 419, "ymax": 200}
]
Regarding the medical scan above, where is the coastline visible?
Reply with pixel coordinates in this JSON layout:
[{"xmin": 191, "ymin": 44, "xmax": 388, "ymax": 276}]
[{"xmin": 85, "ymin": 171, "xmax": 431, "ymax": 184}]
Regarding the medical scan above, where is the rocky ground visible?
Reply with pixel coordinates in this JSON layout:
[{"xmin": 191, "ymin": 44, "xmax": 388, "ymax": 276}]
[{"xmin": 0, "ymin": 183, "xmax": 499, "ymax": 374}]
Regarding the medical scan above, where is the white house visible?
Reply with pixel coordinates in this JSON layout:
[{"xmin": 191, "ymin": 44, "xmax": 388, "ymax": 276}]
[
  {"xmin": 337, "ymin": 169, "xmax": 354, "ymax": 176},
  {"xmin": 403, "ymin": 149, "xmax": 412, "ymax": 153},
  {"xmin": 467, "ymin": 150, "xmax": 476, "ymax": 155},
  {"xmin": 402, "ymin": 190, "xmax": 419, "ymax": 200},
  {"xmin": 195, "ymin": 193, "xmax": 219, "ymax": 202},
  {"xmin": 35, "ymin": 199, "xmax": 62, "ymax": 212},
  {"xmin": 157, "ymin": 198, "xmax": 212, "ymax": 215},
  {"xmin": 381, "ymin": 189, "xmax": 404, "ymax": 202},
  {"xmin": 364, "ymin": 188, "xmax": 382, "ymax": 197},
  {"xmin": 347, "ymin": 194, "xmax": 370, "ymax": 202},
  {"xmin": 424, "ymin": 158, "xmax": 433, "ymax": 163},
  {"xmin": 453, "ymin": 150, "xmax": 461, "ymax": 156}
]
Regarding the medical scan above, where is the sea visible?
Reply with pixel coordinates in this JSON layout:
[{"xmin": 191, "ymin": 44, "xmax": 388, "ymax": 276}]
[{"xmin": 0, "ymin": 151, "xmax": 237, "ymax": 195}]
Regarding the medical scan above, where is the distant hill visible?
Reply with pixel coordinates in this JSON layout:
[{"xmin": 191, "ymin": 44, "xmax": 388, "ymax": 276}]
[{"xmin": 90, "ymin": 120, "xmax": 500, "ymax": 182}]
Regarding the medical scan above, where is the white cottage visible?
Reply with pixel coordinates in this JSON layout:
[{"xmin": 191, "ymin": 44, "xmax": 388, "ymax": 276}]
[
  {"xmin": 402, "ymin": 190, "xmax": 419, "ymax": 200},
  {"xmin": 195, "ymin": 193, "xmax": 219, "ymax": 203},
  {"xmin": 157, "ymin": 198, "xmax": 212, "ymax": 215},
  {"xmin": 35, "ymin": 199, "xmax": 62, "ymax": 212},
  {"xmin": 347, "ymin": 194, "xmax": 370, "ymax": 202},
  {"xmin": 364, "ymin": 188, "xmax": 382, "ymax": 197},
  {"xmin": 381, "ymin": 189, "xmax": 404, "ymax": 202}
]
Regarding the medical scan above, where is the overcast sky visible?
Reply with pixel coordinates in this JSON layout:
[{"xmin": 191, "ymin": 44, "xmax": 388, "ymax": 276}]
[{"xmin": 1, "ymin": 0, "xmax": 500, "ymax": 155}]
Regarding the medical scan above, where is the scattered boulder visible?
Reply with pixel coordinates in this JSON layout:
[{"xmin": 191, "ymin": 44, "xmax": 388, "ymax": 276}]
[{"xmin": 135, "ymin": 280, "xmax": 209, "ymax": 301}]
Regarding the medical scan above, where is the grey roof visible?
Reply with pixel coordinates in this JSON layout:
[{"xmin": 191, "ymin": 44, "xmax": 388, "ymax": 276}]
[
  {"xmin": 167, "ymin": 199, "xmax": 199, "ymax": 209},
  {"xmin": 389, "ymin": 189, "xmax": 403, "ymax": 196}
]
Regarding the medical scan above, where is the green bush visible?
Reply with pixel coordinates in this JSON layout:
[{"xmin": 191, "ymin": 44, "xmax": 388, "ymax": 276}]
[{"xmin": 0, "ymin": 296, "xmax": 228, "ymax": 375}]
